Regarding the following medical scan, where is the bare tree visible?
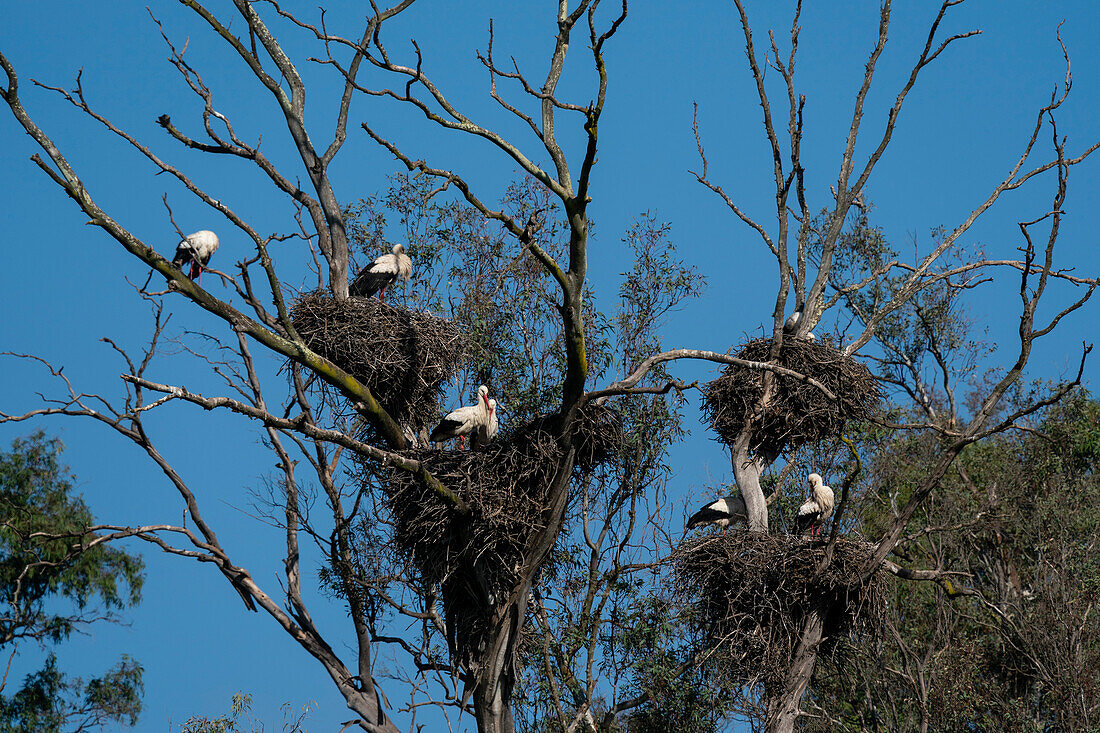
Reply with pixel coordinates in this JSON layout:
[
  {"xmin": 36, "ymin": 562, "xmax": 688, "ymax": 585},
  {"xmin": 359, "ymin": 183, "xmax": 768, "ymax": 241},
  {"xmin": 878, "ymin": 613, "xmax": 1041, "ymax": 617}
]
[
  {"xmin": 0, "ymin": 2, "xmax": 1097, "ymax": 733},
  {"xmin": 681, "ymin": 2, "xmax": 1097, "ymax": 729}
]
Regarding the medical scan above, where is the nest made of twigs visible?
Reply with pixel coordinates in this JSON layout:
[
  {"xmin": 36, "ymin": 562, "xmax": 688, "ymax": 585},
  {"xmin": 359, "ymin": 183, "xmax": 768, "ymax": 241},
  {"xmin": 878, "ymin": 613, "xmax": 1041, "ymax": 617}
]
[
  {"xmin": 290, "ymin": 290, "xmax": 467, "ymax": 429},
  {"xmin": 377, "ymin": 403, "xmax": 622, "ymax": 665},
  {"xmin": 384, "ymin": 431, "xmax": 558, "ymax": 666},
  {"xmin": 515, "ymin": 402, "xmax": 624, "ymax": 470},
  {"xmin": 702, "ymin": 337, "xmax": 881, "ymax": 457},
  {"xmin": 674, "ymin": 532, "xmax": 886, "ymax": 691}
]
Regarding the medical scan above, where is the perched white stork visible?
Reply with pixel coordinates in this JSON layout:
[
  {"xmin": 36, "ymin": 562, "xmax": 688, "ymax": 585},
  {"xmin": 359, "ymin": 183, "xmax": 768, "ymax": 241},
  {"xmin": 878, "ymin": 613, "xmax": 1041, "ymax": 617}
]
[
  {"xmin": 795, "ymin": 472, "xmax": 835, "ymax": 537},
  {"xmin": 172, "ymin": 230, "xmax": 219, "ymax": 283},
  {"xmin": 783, "ymin": 309, "xmax": 816, "ymax": 341},
  {"xmin": 350, "ymin": 243, "xmax": 413, "ymax": 300},
  {"xmin": 686, "ymin": 494, "xmax": 748, "ymax": 534},
  {"xmin": 429, "ymin": 385, "xmax": 490, "ymax": 449},
  {"xmin": 472, "ymin": 398, "xmax": 499, "ymax": 450}
]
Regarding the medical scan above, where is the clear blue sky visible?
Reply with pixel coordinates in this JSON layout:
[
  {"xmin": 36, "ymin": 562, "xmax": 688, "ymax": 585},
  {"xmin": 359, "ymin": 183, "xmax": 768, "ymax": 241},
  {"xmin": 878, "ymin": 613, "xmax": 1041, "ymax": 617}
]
[{"xmin": 1, "ymin": 1, "xmax": 1098, "ymax": 730}]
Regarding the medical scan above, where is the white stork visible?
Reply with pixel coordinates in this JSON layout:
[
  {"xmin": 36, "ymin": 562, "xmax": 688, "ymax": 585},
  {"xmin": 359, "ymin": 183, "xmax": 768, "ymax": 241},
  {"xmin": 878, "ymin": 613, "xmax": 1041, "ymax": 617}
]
[
  {"xmin": 783, "ymin": 309, "xmax": 816, "ymax": 341},
  {"xmin": 795, "ymin": 472, "xmax": 835, "ymax": 537},
  {"xmin": 429, "ymin": 385, "xmax": 490, "ymax": 449},
  {"xmin": 472, "ymin": 398, "xmax": 499, "ymax": 450},
  {"xmin": 686, "ymin": 493, "xmax": 747, "ymax": 534},
  {"xmin": 172, "ymin": 230, "xmax": 219, "ymax": 283},
  {"xmin": 350, "ymin": 243, "xmax": 413, "ymax": 300}
]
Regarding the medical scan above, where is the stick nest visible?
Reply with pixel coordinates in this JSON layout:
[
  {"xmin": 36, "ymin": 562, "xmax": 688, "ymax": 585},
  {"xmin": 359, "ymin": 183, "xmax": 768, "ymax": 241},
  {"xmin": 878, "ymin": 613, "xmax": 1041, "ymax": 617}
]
[
  {"xmin": 674, "ymin": 532, "xmax": 886, "ymax": 691},
  {"xmin": 290, "ymin": 290, "xmax": 467, "ymax": 429},
  {"xmin": 379, "ymin": 404, "xmax": 622, "ymax": 665},
  {"xmin": 702, "ymin": 337, "xmax": 881, "ymax": 456}
]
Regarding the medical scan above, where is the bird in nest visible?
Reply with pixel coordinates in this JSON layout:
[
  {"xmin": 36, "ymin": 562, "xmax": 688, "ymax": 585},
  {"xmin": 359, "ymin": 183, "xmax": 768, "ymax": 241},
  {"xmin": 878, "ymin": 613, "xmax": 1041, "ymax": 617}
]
[
  {"xmin": 687, "ymin": 493, "xmax": 747, "ymax": 535},
  {"xmin": 172, "ymin": 230, "xmax": 219, "ymax": 284},
  {"xmin": 795, "ymin": 472, "xmax": 835, "ymax": 537},
  {"xmin": 350, "ymin": 243, "xmax": 412, "ymax": 300},
  {"xmin": 473, "ymin": 398, "xmax": 498, "ymax": 450},
  {"xmin": 429, "ymin": 385, "xmax": 498, "ymax": 450},
  {"xmin": 783, "ymin": 308, "xmax": 816, "ymax": 341}
]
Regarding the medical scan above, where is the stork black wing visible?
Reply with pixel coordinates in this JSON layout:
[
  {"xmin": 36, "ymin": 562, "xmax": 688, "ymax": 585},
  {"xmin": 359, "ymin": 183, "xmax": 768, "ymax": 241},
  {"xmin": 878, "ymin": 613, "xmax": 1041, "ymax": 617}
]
[
  {"xmin": 794, "ymin": 509, "xmax": 820, "ymax": 535},
  {"xmin": 429, "ymin": 417, "xmax": 464, "ymax": 442},
  {"xmin": 687, "ymin": 506, "xmax": 730, "ymax": 529},
  {"xmin": 172, "ymin": 244, "xmax": 193, "ymax": 268},
  {"xmin": 350, "ymin": 266, "xmax": 396, "ymax": 297}
]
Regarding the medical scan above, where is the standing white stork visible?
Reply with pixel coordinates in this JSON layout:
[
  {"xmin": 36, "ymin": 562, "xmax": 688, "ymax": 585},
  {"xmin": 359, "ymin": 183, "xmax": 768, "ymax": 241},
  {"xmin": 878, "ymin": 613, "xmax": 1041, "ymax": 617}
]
[
  {"xmin": 783, "ymin": 309, "xmax": 816, "ymax": 341},
  {"xmin": 429, "ymin": 385, "xmax": 490, "ymax": 449},
  {"xmin": 472, "ymin": 398, "xmax": 498, "ymax": 450},
  {"xmin": 686, "ymin": 493, "xmax": 748, "ymax": 534},
  {"xmin": 795, "ymin": 472, "xmax": 835, "ymax": 537},
  {"xmin": 350, "ymin": 243, "xmax": 413, "ymax": 300},
  {"xmin": 172, "ymin": 230, "xmax": 219, "ymax": 283}
]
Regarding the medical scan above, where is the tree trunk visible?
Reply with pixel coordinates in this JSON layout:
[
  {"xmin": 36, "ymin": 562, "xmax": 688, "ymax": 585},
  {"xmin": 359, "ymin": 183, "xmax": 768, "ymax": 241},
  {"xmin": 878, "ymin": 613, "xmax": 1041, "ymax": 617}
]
[
  {"xmin": 469, "ymin": 588, "xmax": 524, "ymax": 733},
  {"xmin": 731, "ymin": 438, "xmax": 768, "ymax": 531},
  {"xmin": 765, "ymin": 604, "xmax": 826, "ymax": 732},
  {"xmin": 473, "ymin": 678, "xmax": 517, "ymax": 733},
  {"xmin": 467, "ymin": 455, "xmax": 573, "ymax": 733}
]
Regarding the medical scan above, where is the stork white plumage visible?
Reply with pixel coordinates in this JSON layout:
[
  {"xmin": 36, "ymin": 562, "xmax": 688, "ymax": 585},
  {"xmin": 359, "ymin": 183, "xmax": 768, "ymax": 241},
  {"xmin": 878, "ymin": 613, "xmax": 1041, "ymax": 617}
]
[
  {"xmin": 473, "ymin": 397, "xmax": 499, "ymax": 450},
  {"xmin": 687, "ymin": 494, "xmax": 748, "ymax": 535},
  {"xmin": 795, "ymin": 472, "xmax": 835, "ymax": 537},
  {"xmin": 429, "ymin": 385, "xmax": 490, "ymax": 449},
  {"xmin": 783, "ymin": 309, "xmax": 816, "ymax": 341},
  {"xmin": 350, "ymin": 243, "xmax": 413, "ymax": 300},
  {"xmin": 172, "ymin": 230, "xmax": 219, "ymax": 283}
]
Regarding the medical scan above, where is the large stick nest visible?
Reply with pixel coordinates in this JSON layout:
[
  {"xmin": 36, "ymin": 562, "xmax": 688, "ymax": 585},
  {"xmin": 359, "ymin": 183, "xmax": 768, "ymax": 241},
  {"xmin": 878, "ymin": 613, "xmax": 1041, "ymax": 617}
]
[
  {"xmin": 290, "ymin": 290, "xmax": 467, "ymax": 429},
  {"xmin": 702, "ymin": 337, "xmax": 881, "ymax": 456},
  {"xmin": 673, "ymin": 532, "xmax": 886, "ymax": 691},
  {"xmin": 377, "ymin": 404, "xmax": 622, "ymax": 665}
]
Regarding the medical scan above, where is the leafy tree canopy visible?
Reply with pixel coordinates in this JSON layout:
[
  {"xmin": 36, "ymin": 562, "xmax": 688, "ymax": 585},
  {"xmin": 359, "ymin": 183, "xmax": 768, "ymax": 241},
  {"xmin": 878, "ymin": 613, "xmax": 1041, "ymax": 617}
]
[{"xmin": 0, "ymin": 432, "xmax": 144, "ymax": 732}]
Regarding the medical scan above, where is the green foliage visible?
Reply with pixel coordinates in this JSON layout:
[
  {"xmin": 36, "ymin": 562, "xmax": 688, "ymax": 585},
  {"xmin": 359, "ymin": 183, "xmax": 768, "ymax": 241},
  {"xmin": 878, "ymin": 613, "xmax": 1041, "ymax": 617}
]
[
  {"xmin": 346, "ymin": 174, "xmax": 611, "ymax": 424},
  {"xmin": 0, "ymin": 654, "xmax": 142, "ymax": 733},
  {"xmin": 0, "ymin": 432, "xmax": 143, "ymax": 622},
  {"xmin": 348, "ymin": 179, "xmax": 715, "ymax": 731},
  {"xmin": 809, "ymin": 391, "xmax": 1100, "ymax": 732},
  {"xmin": 515, "ymin": 213, "xmax": 710, "ymax": 732},
  {"xmin": 176, "ymin": 693, "xmax": 313, "ymax": 733},
  {"xmin": 607, "ymin": 596, "xmax": 727, "ymax": 733},
  {"xmin": 179, "ymin": 693, "xmax": 252, "ymax": 733},
  {"xmin": 0, "ymin": 432, "xmax": 145, "ymax": 732}
]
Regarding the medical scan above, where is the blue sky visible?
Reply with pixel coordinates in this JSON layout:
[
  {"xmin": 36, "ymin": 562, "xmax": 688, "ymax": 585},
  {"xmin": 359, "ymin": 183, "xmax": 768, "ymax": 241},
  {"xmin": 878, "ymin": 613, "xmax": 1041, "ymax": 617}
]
[{"xmin": 1, "ymin": 1, "xmax": 1098, "ymax": 730}]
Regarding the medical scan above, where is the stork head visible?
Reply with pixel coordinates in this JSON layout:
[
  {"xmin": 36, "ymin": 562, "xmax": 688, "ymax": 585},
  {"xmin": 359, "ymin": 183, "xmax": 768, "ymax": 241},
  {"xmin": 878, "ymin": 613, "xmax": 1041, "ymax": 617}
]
[
  {"xmin": 808, "ymin": 472, "xmax": 823, "ymax": 489},
  {"xmin": 477, "ymin": 384, "xmax": 490, "ymax": 405},
  {"xmin": 393, "ymin": 243, "xmax": 406, "ymax": 255},
  {"xmin": 487, "ymin": 398, "xmax": 496, "ymax": 417}
]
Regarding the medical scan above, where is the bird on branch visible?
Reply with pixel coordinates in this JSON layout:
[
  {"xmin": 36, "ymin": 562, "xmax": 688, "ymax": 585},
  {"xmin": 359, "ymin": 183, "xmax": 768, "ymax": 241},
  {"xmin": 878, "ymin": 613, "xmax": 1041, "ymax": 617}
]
[
  {"xmin": 687, "ymin": 493, "xmax": 747, "ymax": 535},
  {"xmin": 350, "ymin": 243, "xmax": 412, "ymax": 300},
  {"xmin": 172, "ymin": 230, "xmax": 219, "ymax": 284},
  {"xmin": 430, "ymin": 385, "xmax": 492, "ymax": 449},
  {"xmin": 795, "ymin": 472, "xmax": 835, "ymax": 538}
]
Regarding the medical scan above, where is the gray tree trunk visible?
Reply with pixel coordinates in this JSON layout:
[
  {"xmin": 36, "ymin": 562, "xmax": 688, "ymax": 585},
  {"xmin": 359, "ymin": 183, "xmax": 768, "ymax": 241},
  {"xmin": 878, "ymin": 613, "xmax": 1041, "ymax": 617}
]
[
  {"xmin": 731, "ymin": 438, "xmax": 769, "ymax": 531},
  {"xmin": 765, "ymin": 605, "xmax": 826, "ymax": 732}
]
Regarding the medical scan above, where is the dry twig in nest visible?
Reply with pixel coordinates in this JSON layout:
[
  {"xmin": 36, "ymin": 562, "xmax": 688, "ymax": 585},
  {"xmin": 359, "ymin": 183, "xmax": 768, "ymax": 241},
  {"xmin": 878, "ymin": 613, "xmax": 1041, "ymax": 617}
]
[
  {"xmin": 290, "ymin": 290, "xmax": 467, "ymax": 430},
  {"xmin": 673, "ymin": 531, "xmax": 886, "ymax": 691},
  {"xmin": 702, "ymin": 337, "xmax": 881, "ymax": 457}
]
